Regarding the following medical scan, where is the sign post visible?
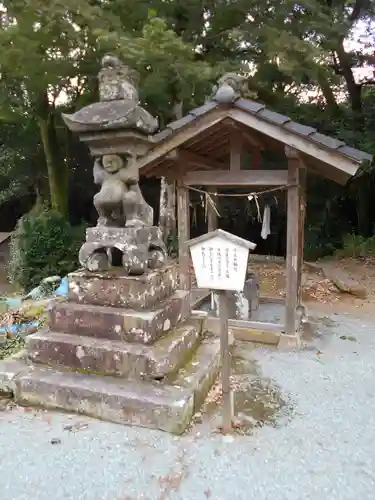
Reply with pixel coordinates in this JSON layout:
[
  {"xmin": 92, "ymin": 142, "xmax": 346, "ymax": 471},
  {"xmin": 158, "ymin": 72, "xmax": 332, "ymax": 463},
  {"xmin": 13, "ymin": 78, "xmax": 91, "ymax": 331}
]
[{"xmin": 186, "ymin": 229, "xmax": 256, "ymax": 433}]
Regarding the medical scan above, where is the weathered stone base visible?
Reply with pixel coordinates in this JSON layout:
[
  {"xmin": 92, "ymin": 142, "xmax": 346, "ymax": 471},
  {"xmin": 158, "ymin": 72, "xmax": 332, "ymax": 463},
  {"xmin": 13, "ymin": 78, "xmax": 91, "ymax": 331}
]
[
  {"xmin": 0, "ymin": 335, "xmax": 226, "ymax": 435},
  {"xmin": 68, "ymin": 264, "xmax": 179, "ymax": 310},
  {"xmin": 15, "ymin": 367, "xmax": 194, "ymax": 434},
  {"xmin": 27, "ymin": 323, "xmax": 201, "ymax": 379},
  {"xmin": 86, "ymin": 226, "xmax": 164, "ymax": 244},
  {"xmin": 50, "ymin": 290, "xmax": 190, "ymax": 344}
]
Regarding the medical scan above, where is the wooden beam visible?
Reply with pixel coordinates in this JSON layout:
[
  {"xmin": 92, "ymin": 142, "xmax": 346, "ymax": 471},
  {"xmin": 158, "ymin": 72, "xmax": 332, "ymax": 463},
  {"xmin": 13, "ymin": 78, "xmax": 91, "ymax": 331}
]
[
  {"xmin": 185, "ymin": 121, "xmax": 225, "ymax": 149},
  {"xmin": 229, "ymin": 108, "xmax": 360, "ymax": 182},
  {"xmin": 285, "ymin": 148, "xmax": 300, "ymax": 335},
  {"xmin": 138, "ymin": 109, "xmax": 227, "ymax": 171},
  {"xmin": 238, "ymin": 127, "xmax": 264, "ymax": 150},
  {"xmin": 190, "ymin": 310, "xmax": 284, "ymax": 332},
  {"xmin": 207, "ymin": 186, "xmax": 218, "ymax": 231},
  {"xmin": 177, "ymin": 180, "xmax": 191, "ymax": 291},
  {"xmin": 179, "ymin": 150, "xmax": 227, "ymax": 170},
  {"xmin": 230, "ymin": 131, "xmax": 242, "ymax": 171},
  {"xmin": 150, "ymin": 149, "xmax": 227, "ymax": 179},
  {"xmin": 227, "ymin": 121, "xmax": 264, "ymax": 150},
  {"xmin": 183, "ymin": 169, "xmax": 288, "ymax": 187},
  {"xmin": 196, "ymin": 138, "xmax": 229, "ymax": 157},
  {"xmin": 241, "ymin": 130, "xmax": 263, "ymax": 149},
  {"xmin": 189, "ymin": 312, "xmax": 281, "ymax": 344}
]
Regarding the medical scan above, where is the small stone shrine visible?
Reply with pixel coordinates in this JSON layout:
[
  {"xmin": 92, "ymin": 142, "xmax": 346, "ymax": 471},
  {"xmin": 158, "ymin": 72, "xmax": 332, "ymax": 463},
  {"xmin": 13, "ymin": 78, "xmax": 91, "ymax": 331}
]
[{"xmin": 2, "ymin": 56, "xmax": 229, "ymax": 434}]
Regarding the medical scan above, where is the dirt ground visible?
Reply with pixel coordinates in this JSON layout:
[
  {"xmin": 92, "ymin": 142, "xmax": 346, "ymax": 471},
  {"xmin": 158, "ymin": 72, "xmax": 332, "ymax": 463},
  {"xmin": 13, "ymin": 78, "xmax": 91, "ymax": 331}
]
[{"xmin": 250, "ymin": 256, "xmax": 375, "ymax": 317}]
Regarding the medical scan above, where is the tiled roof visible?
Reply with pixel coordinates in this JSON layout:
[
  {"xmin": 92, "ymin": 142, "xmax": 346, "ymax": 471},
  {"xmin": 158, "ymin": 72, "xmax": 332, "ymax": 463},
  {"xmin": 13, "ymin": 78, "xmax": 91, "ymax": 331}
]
[{"xmin": 152, "ymin": 97, "xmax": 372, "ymax": 165}]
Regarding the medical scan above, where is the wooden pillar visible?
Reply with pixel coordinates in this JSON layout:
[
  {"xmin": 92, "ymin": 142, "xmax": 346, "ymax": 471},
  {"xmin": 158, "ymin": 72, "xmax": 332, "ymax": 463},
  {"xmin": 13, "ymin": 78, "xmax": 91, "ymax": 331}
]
[
  {"xmin": 230, "ymin": 133, "xmax": 242, "ymax": 171},
  {"xmin": 218, "ymin": 290, "xmax": 232, "ymax": 433},
  {"xmin": 177, "ymin": 180, "xmax": 191, "ymax": 290},
  {"xmin": 207, "ymin": 186, "xmax": 218, "ymax": 232},
  {"xmin": 284, "ymin": 147, "xmax": 301, "ymax": 337},
  {"xmin": 297, "ymin": 167, "xmax": 307, "ymax": 305},
  {"xmin": 252, "ymin": 149, "xmax": 261, "ymax": 169}
]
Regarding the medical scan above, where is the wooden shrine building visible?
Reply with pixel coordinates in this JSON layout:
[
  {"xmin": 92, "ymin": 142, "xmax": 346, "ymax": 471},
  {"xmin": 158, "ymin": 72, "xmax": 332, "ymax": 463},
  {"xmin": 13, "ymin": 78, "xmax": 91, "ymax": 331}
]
[{"xmin": 137, "ymin": 74, "xmax": 373, "ymax": 346}]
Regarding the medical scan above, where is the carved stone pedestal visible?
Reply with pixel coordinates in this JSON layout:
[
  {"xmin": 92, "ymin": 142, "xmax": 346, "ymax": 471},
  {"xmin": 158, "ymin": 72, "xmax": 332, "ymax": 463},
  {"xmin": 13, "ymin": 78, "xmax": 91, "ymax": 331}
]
[
  {"xmin": 79, "ymin": 226, "xmax": 167, "ymax": 274},
  {"xmin": 0, "ymin": 263, "xmax": 226, "ymax": 434}
]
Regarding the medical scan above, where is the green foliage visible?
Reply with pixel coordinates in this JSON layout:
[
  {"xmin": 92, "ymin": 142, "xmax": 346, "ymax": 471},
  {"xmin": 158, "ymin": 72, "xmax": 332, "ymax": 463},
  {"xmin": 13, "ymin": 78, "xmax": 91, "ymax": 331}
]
[
  {"xmin": 304, "ymin": 223, "xmax": 337, "ymax": 261},
  {"xmin": 0, "ymin": 0, "xmax": 122, "ymax": 214},
  {"xmin": 335, "ymin": 234, "xmax": 375, "ymax": 259},
  {"xmin": 8, "ymin": 207, "xmax": 85, "ymax": 291},
  {"xmin": 98, "ymin": 16, "xmax": 220, "ymax": 124},
  {"xmin": 0, "ymin": 117, "xmax": 46, "ymax": 206}
]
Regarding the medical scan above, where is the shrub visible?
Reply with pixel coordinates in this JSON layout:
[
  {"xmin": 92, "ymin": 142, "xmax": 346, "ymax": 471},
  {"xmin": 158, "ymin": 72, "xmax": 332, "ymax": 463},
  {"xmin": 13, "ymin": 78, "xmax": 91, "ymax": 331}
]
[
  {"xmin": 334, "ymin": 233, "xmax": 375, "ymax": 258},
  {"xmin": 8, "ymin": 207, "xmax": 85, "ymax": 291},
  {"xmin": 303, "ymin": 223, "xmax": 337, "ymax": 261}
]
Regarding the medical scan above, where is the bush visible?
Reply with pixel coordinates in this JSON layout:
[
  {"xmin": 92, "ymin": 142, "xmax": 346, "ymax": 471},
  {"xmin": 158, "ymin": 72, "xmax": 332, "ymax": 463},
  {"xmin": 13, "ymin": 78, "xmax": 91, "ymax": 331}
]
[
  {"xmin": 334, "ymin": 233, "xmax": 375, "ymax": 258},
  {"xmin": 8, "ymin": 207, "xmax": 86, "ymax": 291},
  {"xmin": 303, "ymin": 223, "xmax": 337, "ymax": 261}
]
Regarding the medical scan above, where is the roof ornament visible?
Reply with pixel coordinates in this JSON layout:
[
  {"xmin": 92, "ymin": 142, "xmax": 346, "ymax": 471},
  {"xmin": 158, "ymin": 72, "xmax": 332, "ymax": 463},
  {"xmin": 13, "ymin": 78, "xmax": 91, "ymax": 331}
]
[{"xmin": 212, "ymin": 72, "xmax": 247, "ymax": 104}]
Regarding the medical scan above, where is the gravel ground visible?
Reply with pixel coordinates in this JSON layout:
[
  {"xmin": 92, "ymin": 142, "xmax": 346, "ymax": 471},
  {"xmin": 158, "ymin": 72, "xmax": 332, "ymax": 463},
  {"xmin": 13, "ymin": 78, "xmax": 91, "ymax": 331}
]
[{"xmin": 1, "ymin": 311, "xmax": 375, "ymax": 500}]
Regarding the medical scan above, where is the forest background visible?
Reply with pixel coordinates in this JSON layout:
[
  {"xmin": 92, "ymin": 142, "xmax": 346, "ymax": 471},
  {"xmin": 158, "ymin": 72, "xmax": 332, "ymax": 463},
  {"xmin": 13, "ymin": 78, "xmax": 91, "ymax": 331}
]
[{"xmin": 1, "ymin": 0, "xmax": 375, "ymax": 287}]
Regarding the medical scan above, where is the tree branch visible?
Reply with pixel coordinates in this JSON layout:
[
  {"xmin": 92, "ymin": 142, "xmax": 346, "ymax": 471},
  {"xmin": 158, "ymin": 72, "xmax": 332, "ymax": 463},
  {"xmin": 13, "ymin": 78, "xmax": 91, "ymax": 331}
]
[{"xmin": 349, "ymin": 0, "xmax": 368, "ymax": 22}]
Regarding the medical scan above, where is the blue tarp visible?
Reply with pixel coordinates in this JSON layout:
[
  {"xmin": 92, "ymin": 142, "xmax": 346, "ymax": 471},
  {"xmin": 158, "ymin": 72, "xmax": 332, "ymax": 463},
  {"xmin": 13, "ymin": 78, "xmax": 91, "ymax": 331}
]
[
  {"xmin": 0, "ymin": 275, "xmax": 68, "ymax": 336},
  {"xmin": 54, "ymin": 277, "xmax": 68, "ymax": 296},
  {"xmin": 0, "ymin": 321, "xmax": 39, "ymax": 335}
]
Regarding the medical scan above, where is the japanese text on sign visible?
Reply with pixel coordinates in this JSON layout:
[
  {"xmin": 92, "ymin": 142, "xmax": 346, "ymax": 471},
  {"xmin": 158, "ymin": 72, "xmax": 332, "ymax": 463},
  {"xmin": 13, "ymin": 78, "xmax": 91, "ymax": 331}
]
[
  {"xmin": 189, "ymin": 230, "xmax": 255, "ymax": 291},
  {"xmin": 200, "ymin": 245, "xmax": 239, "ymax": 280}
]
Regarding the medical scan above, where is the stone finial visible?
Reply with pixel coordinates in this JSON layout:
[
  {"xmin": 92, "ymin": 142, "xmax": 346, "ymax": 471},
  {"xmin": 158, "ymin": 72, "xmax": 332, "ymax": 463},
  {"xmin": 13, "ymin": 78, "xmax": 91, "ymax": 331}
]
[
  {"xmin": 212, "ymin": 72, "xmax": 247, "ymax": 104},
  {"xmin": 99, "ymin": 54, "xmax": 140, "ymax": 103},
  {"xmin": 61, "ymin": 54, "xmax": 158, "ymax": 135}
]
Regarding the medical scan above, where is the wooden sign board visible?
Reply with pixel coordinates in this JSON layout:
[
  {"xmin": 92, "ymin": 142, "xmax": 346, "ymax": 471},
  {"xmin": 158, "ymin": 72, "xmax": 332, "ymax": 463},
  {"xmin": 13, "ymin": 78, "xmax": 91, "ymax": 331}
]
[{"xmin": 187, "ymin": 229, "xmax": 256, "ymax": 292}]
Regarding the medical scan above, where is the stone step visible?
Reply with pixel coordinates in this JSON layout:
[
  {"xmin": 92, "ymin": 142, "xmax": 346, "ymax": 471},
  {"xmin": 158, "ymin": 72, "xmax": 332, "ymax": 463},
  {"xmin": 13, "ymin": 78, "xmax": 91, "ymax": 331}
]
[
  {"xmin": 173, "ymin": 333, "xmax": 234, "ymax": 411},
  {"xmin": 49, "ymin": 290, "xmax": 190, "ymax": 344},
  {"xmin": 27, "ymin": 323, "xmax": 201, "ymax": 379},
  {"xmin": 14, "ymin": 367, "xmax": 194, "ymax": 434},
  {"xmin": 12, "ymin": 335, "xmax": 224, "ymax": 434},
  {"xmin": 68, "ymin": 263, "xmax": 179, "ymax": 310}
]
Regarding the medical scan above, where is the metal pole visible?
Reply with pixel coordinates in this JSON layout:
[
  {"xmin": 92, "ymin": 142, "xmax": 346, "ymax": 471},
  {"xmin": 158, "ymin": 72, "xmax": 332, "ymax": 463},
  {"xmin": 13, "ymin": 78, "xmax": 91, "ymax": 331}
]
[{"xmin": 218, "ymin": 289, "xmax": 232, "ymax": 433}]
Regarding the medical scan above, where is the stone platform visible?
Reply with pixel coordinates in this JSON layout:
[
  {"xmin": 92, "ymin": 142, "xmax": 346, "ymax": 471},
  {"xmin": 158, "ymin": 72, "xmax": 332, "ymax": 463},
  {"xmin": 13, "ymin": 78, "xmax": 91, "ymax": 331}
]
[
  {"xmin": 68, "ymin": 264, "xmax": 179, "ymax": 309},
  {"xmin": 0, "ymin": 264, "xmax": 228, "ymax": 434}
]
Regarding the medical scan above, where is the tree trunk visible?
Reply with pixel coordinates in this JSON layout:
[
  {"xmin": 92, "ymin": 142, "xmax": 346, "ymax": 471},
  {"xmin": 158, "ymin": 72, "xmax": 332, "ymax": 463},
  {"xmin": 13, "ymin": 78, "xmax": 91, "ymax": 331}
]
[
  {"xmin": 36, "ymin": 92, "xmax": 68, "ymax": 216},
  {"xmin": 317, "ymin": 73, "xmax": 340, "ymax": 115},
  {"xmin": 336, "ymin": 36, "xmax": 364, "ymax": 127}
]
